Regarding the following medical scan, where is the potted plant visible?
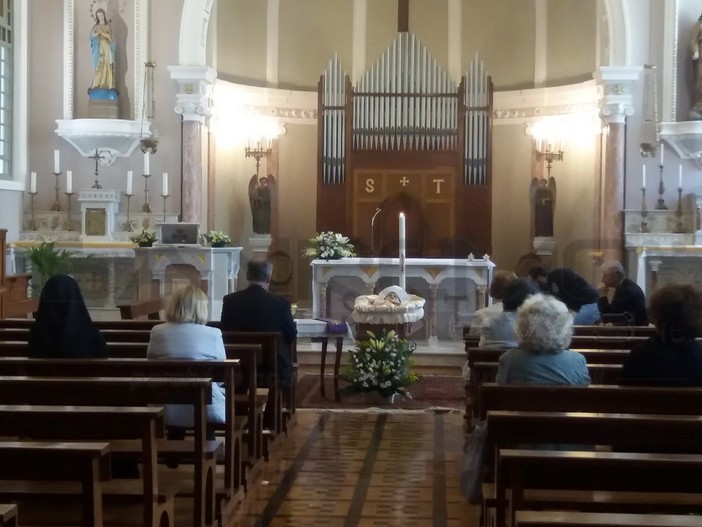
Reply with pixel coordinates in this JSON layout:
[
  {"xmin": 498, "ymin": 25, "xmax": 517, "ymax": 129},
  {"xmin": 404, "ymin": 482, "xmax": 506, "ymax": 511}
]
[
  {"xmin": 130, "ymin": 229, "xmax": 158, "ymax": 247},
  {"xmin": 303, "ymin": 231, "xmax": 356, "ymax": 260},
  {"xmin": 203, "ymin": 230, "xmax": 231, "ymax": 248},
  {"xmin": 342, "ymin": 329, "xmax": 418, "ymax": 400},
  {"xmin": 22, "ymin": 241, "xmax": 78, "ymax": 295}
]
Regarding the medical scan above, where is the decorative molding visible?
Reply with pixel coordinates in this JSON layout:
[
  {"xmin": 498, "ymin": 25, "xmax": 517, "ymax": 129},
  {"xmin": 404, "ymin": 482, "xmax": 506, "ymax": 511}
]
[
  {"xmin": 168, "ymin": 65, "xmax": 216, "ymax": 122},
  {"xmin": 594, "ymin": 66, "xmax": 641, "ymax": 123}
]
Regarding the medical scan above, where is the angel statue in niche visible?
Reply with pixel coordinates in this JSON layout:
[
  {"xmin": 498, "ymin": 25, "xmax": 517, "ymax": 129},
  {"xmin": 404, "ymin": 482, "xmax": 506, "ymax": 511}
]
[
  {"xmin": 530, "ymin": 176, "xmax": 556, "ymax": 237},
  {"xmin": 248, "ymin": 174, "xmax": 275, "ymax": 234}
]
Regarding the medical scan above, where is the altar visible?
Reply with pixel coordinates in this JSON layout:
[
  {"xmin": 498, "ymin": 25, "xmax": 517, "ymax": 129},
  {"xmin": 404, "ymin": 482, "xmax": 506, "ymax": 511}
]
[{"xmin": 310, "ymin": 257, "xmax": 495, "ymax": 341}]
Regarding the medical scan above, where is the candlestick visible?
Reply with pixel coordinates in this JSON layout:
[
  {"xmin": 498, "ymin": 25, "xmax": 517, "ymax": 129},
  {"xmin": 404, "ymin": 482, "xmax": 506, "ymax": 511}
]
[
  {"xmin": 64, "ymin": 191, "xmax": 74, "ymax": 231},
  {"xmin": 66, "ymin": 170, "xmax": 73, "ymax": 195},
  {"xmin": 126, "ymin": 170, "xmax": 133, "ymax": 195},
  {"xmin": 54, "ymin": 150, "xmax": 60, "ymax": 174},
  {"xmin": 51, "ymin": 171, "xmax": 61, "ymax": 211},
  {"xmin": 28, "ymin": 188, "xmax": 37, "ymax": 230},
  {"xmin": 679, "ymin": 165, "xmax": 683, "ymax": 188},
  {"xmin": 399, "ymin": 212, "xmax": 406, "ymax": 290},
  {"xmin": 122, "ymin": 193, "xmax": 134, "ymax": 231},
  {"xmin": 660, "ymin": 143, "xmax": 665, "ymax": 165},
  {"xmin": 642, "ymin": 165, "xmax": 646, "ymax": 188},
  {"xmin": 162, "ymin": 172, "xmax": 168, "ymax": 196},
  {"xmin": 639, "ymin": 187, "xmax": 649, "ymax": 233},
  {"xmin": 29, "ymin": 171, "xmax": 36, "ymax": 194},
  {"xmin": 675, "ymin": 186, "xmax": 685, "ymax": 233},
  {"xmin": 655, "ymin": 161, "xmax": 667, "ymax": 210},
  {"xmin": 162, "ymin": 193, "xmax": 169, "ymax": 222},
  {"xmin": 144, "ymin": 152, "xmax": 150, "ymax": 175},
  {"xmin": 142, "ymin": 173, "xmax": 152, "ymax": 213}
]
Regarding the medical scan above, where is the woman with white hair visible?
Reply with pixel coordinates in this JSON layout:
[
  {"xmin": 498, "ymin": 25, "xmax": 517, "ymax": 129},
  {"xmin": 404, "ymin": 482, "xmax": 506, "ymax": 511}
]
[
  {"xmin": 496, "ymin": 294, "xmax": 590, "ymax": 385},
  {"xmin": 147, "ymin": 285, "xmax": 226, "ymax": 435}
]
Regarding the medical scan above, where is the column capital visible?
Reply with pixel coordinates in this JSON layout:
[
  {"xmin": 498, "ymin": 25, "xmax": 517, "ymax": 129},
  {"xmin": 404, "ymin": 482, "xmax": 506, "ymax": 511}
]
[
  {"xmin": 167, "ymin": 65, "xmax": 216, "ymax": 122},
  {"xmin": 594, "ymin": 66, "xmax": 641, "ymax": 124}
]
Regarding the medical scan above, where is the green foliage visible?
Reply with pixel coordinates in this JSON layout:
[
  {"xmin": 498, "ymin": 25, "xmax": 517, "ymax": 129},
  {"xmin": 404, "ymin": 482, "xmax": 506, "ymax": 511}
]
[
  {"xmin": 342, "ymin": 329, "xmax": 418, "ymax": 397},
  {"xmin": 22, "ymin": 241, "xmax": 77, "ymax": 283},
  {"xmin": 129, "ymin": 229, "xmax": 158, "ymax": 246}
]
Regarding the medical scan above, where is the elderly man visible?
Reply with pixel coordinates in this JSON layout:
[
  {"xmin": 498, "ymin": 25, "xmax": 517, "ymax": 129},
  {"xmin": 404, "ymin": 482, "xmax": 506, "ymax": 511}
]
[{"xmin": 597, "ymin": 261, "xmax": 648, "ymax": 326}]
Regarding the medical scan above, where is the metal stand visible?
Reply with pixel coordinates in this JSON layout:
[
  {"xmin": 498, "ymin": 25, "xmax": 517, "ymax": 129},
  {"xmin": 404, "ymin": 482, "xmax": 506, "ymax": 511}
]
[
  {"xmin": 64, "ymin": 192, "xmax": 74, "ymax": 230},
  {"xmin": 142, "ymin": 173, "xmax": 152, "ymax": 213},
  {"xmin": 28, "ymin": 191, "xmax": 37, "ymax": 230},
  {"xmin": 655, "ymin": 162, "xmax": 667, "ymax": 210},
  {"xmin": 162, "ymin": 193, "xmax": 169, "ymax": 222},
  {"xmin": 640, "ymin": 187, "xmax": 650, "ymax": 233},
  {"xmin": 51, "ymin": 171, "xmax": 62, "ymax": 211},
  {"xmin": 675, "ymin": 186, "xmax": 685, "ymax": 233},
  {"xmin": 122, "ymin": 193, "xmax": 134, "ymax": 231}
]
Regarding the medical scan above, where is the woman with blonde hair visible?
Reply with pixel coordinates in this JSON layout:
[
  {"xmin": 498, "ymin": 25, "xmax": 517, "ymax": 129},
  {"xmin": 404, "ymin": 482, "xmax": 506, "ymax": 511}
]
[{"xmin": 147, "ymin": 285, "xmax": 226, "ymax": 434}]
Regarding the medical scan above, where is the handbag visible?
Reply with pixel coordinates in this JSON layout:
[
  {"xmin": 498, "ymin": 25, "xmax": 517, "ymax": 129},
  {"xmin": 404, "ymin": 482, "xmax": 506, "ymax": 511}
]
[{"xmin": 460, "ymin": 419, "xmax": 488, "ymax": 504}]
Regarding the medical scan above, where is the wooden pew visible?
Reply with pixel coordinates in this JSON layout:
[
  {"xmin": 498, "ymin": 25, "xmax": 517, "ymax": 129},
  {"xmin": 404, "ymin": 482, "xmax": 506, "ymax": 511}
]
[
  {"xmin": 466, "ymin": 347, "xmax": 631, "ymax": 365},
  {"xmin": 0, "ymin": 504, "xmax": 17, "ymax": 527},
  {"xmin": 0, "ymin": 376, "xmax": 213, "ymax": 527},
  {"xmin": 472, "ymin": 362, "xmax": 622, "ymax": 386},
  {"xmin": 117, "ymin": 296, "xmax": 166, "ymax": 320},
  {"xmin": 0, "ymin": 405, "xmax": 173, "ymax": 527},
  {"xmin": 569, "ymin": 335, "xmax": 648, "ymax": 350},
  {"xmin": 496, "ymin": 449, "xmax": 702, "ymax": 527},
  {"xmin": 515, "ymin": 510, "xmax": 702, "ymax": 527},
  {"xmin": 0, "ymin": 357, "xmax": 247, "ymax": 522},
  {"xmin": 0, "ymin": 440, "xmax": 110, "ymax": 527},
  {"xmin": 572, "ymin": 325, "xmax": 657, "ymax": 337}
]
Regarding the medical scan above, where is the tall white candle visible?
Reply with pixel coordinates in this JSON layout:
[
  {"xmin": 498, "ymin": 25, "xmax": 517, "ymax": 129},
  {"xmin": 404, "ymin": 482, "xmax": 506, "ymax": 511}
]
[
  {"xmin": 66, "ymin": 170, "xmax": 72, "ymax": 194},
  {"xmin": 162, "ymin": 172, "xmax": 169, "ymax": 196},
  {"xmin": 679, "ymin": 165, "xmax": 683, "ymax": 188},
  {"xmin": 53, "ymin": 150, "xmax": 60, "ymax": 174},
  {"xmin": 143, "ymin": 152, "xmax": 150, "ymax": 175},
  {"xmin": 642, "ymin": 165, "xmax": 646, "ymax": 188},
  {"xmin": 399, "ymin": 212, "xmax": 406, "ymax": 290},
  {"xmin": 29, "ymin": 171, "xmax": 36, "ymax": 193},
  {"xmin": 660, "ymin": 143, "xmax": 665, "ymax": 165},
  {"xmin": 126, "ymin": 170, "xmax": 133, "ymax": 195}
]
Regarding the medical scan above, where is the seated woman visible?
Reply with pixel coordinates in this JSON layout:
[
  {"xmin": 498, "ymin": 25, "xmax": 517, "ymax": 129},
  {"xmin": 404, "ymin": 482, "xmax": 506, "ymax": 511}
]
[
  {"xmin": 29, "ymin": 274, "xmax": 107, "ymax": 358},
  {"xmin": 621, "ymin": 283, "xmax": 702, "ymax": 386},
  {"xmin": 147, "ymin": 285, "xmax": 226, "ymax": 436},
  {"xmin": 480, "ymin": 278, "xmax": 535, "ymax": 348},
  {"xmin": 496, "ymin": 294, "xmax": 590, "ymax": 385},
  {"xmin": 546, "ymin": 268, "xmax": 600, "ymax": 325}
]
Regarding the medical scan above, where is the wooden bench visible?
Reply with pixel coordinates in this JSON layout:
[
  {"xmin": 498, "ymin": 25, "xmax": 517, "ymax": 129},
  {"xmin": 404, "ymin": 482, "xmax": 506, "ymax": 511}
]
[
  {"xmin": 472, "ymin": 362, "xmax": 622, "ymax": 387},
  {"xmin": 0, "ymin": 404, "xmax": 174, "ymax": 527},
  {"xmin": 0, "ymin": 376, "xmax": 213, "ymax": 527},
  {"xmin": 117, "ymin": 297, "xmax": 166, "ymax": 320},
  {"xmin": 0, "ymin": 440, "xmax": 110, "ymax": 527},
  {"xmin": 515, "ymin": 510, "xmax": 702, "ymax": 527},
  {"xmin": 0, "ymin": 357, "xmax": 247, "ymax": 523},
  {"xmin": 572, "ymin": 325, "xmax": 657, "ymax": 337},
  {"xmin": 496, "ymin": 449, "xmax": 702, "ymax": 527},
  {"xmin": 569, "ymin": 335, "xmax": 648, "ymax": 350},
  {"xmin": 0, "ymin": 504, "xmax": 17, "ymax": 527}
]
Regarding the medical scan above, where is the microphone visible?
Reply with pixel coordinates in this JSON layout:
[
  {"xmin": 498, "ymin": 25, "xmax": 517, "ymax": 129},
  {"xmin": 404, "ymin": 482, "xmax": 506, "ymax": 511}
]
[{"xmin": 370, "ymin": 198, "xmax": 388, "ymax": 257}]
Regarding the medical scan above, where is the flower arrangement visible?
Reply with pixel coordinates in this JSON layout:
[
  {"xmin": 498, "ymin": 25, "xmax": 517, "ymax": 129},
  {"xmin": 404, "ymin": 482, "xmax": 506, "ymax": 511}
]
[
  {"xmin": 342, "ymin": 330, "xmax": 418, "ymax": 397},
  {"xmin": 130, "ymin": 229, "xmax": 158, "ymax": 247},
  {"xmin": 203, "ymin": 230, "xmax": 231, "ymax": 247},
  {"xmin": 303, "ymin": 231, "xmax": 356, "ymax": 260}
]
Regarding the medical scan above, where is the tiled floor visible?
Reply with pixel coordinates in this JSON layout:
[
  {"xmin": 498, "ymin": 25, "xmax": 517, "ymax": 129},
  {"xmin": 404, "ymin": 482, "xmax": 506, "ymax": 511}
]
[{"xmin": 231, "ymin": 409, "xmax": 477, "ymax": 527}]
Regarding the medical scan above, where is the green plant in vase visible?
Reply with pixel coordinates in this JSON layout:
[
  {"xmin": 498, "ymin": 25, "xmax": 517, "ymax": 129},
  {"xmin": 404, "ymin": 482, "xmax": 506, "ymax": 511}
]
[
  {"xmin": 130, "ymin": 229, "xmax": 158, "ymax": 247},
  {"xmin": 303, "ymin": 231, "xmax": 356, "ymax": 260},
  {"xmin": 203, "ymin": 230, "xmax": 231, "ymax": 247}
]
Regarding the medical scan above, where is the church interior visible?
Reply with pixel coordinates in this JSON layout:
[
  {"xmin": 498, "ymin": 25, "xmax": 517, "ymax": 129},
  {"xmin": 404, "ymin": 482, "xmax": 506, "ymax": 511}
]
[{"xmin": 2, "ymin": 0, "xmax": 702, "ymax": 526}]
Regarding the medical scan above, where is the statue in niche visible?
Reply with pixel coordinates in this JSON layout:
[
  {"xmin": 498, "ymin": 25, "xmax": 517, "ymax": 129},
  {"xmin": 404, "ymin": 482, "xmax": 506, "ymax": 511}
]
[
  {"xmin": 530, "ymin": 176, "xmax": 556, "ymax": 238},
  {"xmin": 690, "ymin": 12, "xmax": 702, "ymax": 119},
  {"xmin": 248, "ymin": 174, "xmax": 275, "ymax": 235},
  {"xmin": 89, "ymin": 8, "xmax": 117, "ymax": 96}
]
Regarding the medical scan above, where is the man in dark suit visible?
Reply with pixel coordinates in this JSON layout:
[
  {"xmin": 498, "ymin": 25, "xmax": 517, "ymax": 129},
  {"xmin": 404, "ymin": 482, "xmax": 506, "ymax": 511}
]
[
  {"xmin": 220, "ymin": 259, "xmax": 296, "ymax": 390},
  {"xmin": 597, "ymin": 260, "xmax": 648, "ymax": 325}
]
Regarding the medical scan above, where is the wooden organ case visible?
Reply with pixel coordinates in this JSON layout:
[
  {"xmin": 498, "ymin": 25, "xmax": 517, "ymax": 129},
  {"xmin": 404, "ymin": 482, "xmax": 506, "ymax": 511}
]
[{"xmin": 317, "ymin": 34, "xmax": 493, "ymax": 258}]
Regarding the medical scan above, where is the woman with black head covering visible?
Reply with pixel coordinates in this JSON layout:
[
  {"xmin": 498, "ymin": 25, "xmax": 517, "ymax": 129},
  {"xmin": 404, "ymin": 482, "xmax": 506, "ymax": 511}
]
[
  {"xmin": 29, "ymin": 274, "xmax": 107, "ymax": 358},
  {"xmin": 546, "ymin": 268, "xmax": 600, "ymax": 325}
]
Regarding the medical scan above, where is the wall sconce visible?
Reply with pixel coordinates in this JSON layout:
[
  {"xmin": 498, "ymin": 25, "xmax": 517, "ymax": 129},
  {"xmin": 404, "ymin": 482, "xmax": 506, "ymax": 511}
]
[{"xmin": 530, "ymin": 120, "xmax": 564, "ymax": 174}]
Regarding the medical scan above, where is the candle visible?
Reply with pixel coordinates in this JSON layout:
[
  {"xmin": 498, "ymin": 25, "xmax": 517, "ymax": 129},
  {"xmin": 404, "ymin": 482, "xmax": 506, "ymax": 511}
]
[
  {"xmin": 53, "ymin": 150, "xmax": 60, "ymax": 174},
  {"xmin": 660, "ymin": 143, "xmax": 665, "ymax": 166},
  {"xmin": 66, "ymin": 170, "xmax": 72, "ymax": 194},
  {"xmin": 679, "ymin": 165, "xmax": 683, "ymax": 188},
  {"xmin": 162, "ymin": 172, "xmax": 168, "ymax": 196},
  {"xmin": 29, "ymin": 171, "xmax": 36, "ymax": 193},
  {"xmin": 642, "ymin": 165, "xmax": 646, "ymax": 188},
  {"xmin": 126, "ymin": 170, "xmax": 133, "ymax": 195},
  {"xmin": 143, "ymin": 152, "xmax": 150, "ymax": 175},
  {"xmin": 399, "ymin": 212, "xmax": 406, "ymax": 290}
]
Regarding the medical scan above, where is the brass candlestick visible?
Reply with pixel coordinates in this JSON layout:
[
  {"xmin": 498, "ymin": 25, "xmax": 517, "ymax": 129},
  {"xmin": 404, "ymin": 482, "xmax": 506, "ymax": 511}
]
[
  {"xmin": 28, "ymin": 190, "xmax": 37, "ymax": 230},
  {"xmin": 122, "ymin": 192, "xmax": 134, "ymax": 231},
  {"xmin": 675, "ymin": 186, "xmax": 685, "ymax": 233},
  {"xmin": 655, "ymin": 162, "xmax": 667, "ymax": 210},
  {"xmin": 640, "ymin": 187, "xmax": 650, "ymax": 233},
  {"xmin": 142, "ymin": 173, "xmax": 152, "ymax": 213},
  {"xmin": 64, "ymin": 191, "xmax": 74, "ymax": 230},
  {"xmin": 51, "ymin": 171, "xmax": 62, "ymax": 211}
]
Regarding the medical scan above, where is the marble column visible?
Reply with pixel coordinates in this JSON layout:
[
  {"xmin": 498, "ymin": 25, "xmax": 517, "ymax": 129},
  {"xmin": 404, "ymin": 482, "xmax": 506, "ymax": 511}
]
[
  {"xmin": 594, "ymin": 67, "xmax": 640, "ymax": 264},
  {"xmin": 167, "ymin": 65, "xmax": 216, "ymax": 225}
]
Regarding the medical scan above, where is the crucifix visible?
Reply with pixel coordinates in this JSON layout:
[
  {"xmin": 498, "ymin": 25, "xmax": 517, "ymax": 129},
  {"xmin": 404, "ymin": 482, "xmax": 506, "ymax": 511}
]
[{"xmin": 89, "ymin": 149, "xmax": 107, "ymax": 189}]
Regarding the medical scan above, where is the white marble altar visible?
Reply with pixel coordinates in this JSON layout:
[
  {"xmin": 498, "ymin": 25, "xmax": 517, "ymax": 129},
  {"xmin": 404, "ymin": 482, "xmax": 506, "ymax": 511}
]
[
  {"xmin": 134, "ymin": 246, "xmax": 242, "ymax": 318},
  {"xmin": 310, "ymin": 257, "xmax": 495, "ymax": 342}
]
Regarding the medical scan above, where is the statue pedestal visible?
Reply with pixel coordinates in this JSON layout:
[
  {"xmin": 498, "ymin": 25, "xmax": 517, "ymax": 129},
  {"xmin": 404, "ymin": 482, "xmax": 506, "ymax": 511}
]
[{"xmin": 249, "ymin": 234, "xmax": 272, "ymax": 260}]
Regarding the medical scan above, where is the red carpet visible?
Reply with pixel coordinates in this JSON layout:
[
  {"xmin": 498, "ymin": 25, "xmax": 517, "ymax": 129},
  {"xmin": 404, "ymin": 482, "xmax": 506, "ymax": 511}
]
[{"xmin": 295, "ymin": 373, "xmax": 465, "ymax": 410}]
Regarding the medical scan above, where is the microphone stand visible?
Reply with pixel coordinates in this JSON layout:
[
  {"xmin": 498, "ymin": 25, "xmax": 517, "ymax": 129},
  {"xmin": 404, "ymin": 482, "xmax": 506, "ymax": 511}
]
[{"xmin": 370, "ymin": 207, "xmax": 383, "ymax": 257}]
